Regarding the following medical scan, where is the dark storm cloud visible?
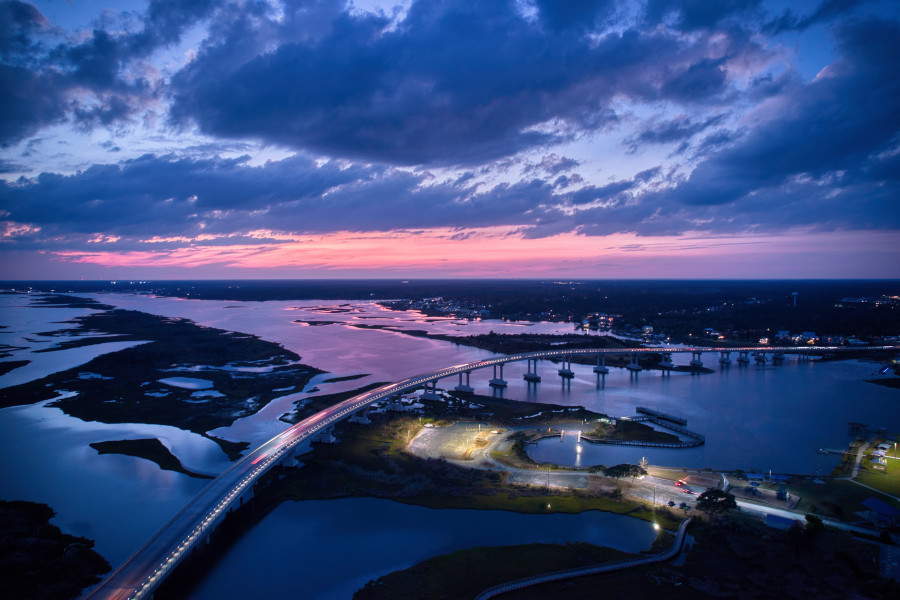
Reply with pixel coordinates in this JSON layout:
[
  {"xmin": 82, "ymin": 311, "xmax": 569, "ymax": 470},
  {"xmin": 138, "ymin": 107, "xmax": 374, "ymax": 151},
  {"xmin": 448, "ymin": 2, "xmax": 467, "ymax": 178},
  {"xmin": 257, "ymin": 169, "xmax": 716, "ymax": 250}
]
[
  {"xmin": 169, "ymin": 0, "xmax": 763, "ymax": 165},
  {"xmin": 656, "ymin": 17, "xmax": 900, "ymax": 208}
]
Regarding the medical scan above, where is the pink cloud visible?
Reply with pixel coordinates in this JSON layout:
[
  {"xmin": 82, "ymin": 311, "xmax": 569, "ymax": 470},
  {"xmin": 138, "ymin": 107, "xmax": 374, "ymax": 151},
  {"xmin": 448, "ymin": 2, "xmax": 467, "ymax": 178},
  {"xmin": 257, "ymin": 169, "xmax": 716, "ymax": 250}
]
[{"xmin": 43, "ymin": 227, "xmax": 900, "ymax": 279}]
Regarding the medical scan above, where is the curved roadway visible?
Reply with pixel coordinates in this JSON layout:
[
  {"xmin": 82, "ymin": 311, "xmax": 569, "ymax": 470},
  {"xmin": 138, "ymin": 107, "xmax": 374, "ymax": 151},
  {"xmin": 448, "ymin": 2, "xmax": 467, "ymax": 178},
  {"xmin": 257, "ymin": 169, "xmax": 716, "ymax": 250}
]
[{"xmin": 82, "ymin": 345, "xmax": 896, "ymax": 600}]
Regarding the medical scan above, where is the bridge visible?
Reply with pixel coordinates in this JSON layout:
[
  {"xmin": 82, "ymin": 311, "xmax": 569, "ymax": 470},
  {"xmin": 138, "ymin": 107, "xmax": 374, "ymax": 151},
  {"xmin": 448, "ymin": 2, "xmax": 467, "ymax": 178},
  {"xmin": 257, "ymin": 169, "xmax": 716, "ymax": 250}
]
[{"xmin": 82, "ymin": 345, "xmax": 897, "ymax": 600}]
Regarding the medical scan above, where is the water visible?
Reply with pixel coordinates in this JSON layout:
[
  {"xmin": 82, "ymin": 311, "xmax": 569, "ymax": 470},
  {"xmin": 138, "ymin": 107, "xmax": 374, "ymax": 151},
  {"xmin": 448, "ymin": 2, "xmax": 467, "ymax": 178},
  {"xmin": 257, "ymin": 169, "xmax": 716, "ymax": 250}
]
[
  {"xmin": 0, "ymin": 293, "xmax": 152, "ymax": 388},
  {"xmin": 189, "ymin": 497, "xmax": 657, "ymax": 600},
  {"xmin": 525, "ymin": 357, "xmax": 894, "ymax": 475},
  {"xmin": 0, "ymin": 399, "xmax": 224, "ymax": 562},
  {"xmin": 1, "ymin": 291, "xmax": 898, "ymax": 591}
]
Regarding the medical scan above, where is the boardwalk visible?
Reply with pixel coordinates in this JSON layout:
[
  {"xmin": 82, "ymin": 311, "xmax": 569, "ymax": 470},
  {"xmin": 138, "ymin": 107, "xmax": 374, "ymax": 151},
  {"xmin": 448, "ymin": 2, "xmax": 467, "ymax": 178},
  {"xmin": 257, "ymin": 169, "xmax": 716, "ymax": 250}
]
[{"xmin": 474, "ymin": 518, "xmax": 693, "ymax": 599}]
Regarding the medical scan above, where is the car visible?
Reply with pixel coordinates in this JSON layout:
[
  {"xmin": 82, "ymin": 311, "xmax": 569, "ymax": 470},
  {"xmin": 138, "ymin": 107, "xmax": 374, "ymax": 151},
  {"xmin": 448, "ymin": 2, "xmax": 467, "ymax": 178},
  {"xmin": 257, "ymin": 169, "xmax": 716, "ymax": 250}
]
[
  {"xmin": 674, "ymin": 480, "xmax": 684, "ymax": 487},
  {"xmin": 683, "ymin": 488, "xmax": 695, "ymax": 494}
]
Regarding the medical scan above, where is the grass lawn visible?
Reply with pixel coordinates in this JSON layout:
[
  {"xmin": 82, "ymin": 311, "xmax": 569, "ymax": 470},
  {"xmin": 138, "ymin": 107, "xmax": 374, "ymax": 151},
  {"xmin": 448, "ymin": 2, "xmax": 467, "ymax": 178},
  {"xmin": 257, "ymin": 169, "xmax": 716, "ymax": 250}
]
[
  {"xmin": 775, "ymin": 478, "xmax": 900, "ymax": 520},
  {"xmin": 856, "ymin": 442, "xmax": 900, "ymax": 498}
]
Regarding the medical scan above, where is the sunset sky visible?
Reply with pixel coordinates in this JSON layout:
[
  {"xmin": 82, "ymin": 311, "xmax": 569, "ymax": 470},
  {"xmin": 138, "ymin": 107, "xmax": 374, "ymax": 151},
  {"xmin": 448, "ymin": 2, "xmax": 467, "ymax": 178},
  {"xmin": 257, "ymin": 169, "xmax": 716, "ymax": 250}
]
[{"xmin": 1, "ymin": 0, "xmax": 899, "ymax": 279}]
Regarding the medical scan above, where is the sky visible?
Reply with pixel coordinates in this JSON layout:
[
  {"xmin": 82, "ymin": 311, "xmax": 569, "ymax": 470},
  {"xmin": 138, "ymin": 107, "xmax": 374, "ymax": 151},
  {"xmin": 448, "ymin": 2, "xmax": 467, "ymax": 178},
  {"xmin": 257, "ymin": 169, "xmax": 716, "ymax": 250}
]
[{"xmin": 1, "ymin": 0, "xmax": 899, "ymax": 280}]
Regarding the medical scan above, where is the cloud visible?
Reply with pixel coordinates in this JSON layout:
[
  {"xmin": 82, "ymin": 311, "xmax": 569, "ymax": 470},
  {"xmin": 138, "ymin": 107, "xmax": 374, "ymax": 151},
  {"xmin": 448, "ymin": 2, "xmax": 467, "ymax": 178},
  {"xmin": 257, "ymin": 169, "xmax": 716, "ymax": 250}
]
[
  {"xmin": 0, "ymin": 153, "xmax": 380, "ymax": 243},
  {"xmin": 532, "ymin": 0, "xmax": 615, "ymax": 32},
  {"xmin": 644, "ymin": 0, "xmax": 762, "ymax": 31},
  {"xmin": 2, "ymin": 0, "xmax": 898, "ymax": 272},
  {"xmin": 764, "ymin": 0, "xmax": 867, "ymax": 34},
  {"xmin": 655, "ymin": 17, "xmax": 900, "ymax": 211},
  {"xmin": 0, "ymin": 0, "xmax": 48, "ymax": 57},
  {"xmin": 626, "ymin": 114, "xmax": 727, "ymax": 152},
  {"xmin": 524, "ymin": 154, "xmax": 581, "ymax": 176},
  {"xmin": 168, "ymin": 0, "xmax": 767, "ymax": 165},
  {"xmin": 0, "ymin": 0, "xmax": 221, "ymax": 145}
]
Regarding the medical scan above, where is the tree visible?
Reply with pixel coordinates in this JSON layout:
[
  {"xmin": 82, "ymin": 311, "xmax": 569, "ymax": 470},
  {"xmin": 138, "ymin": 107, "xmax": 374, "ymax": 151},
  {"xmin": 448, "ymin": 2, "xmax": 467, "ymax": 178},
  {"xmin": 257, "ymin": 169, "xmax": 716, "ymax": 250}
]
[
  {"xmin": 603, "ymin": 463, "xmax": 646, "ymax": 480},
  {"xmin": 696, "ymin": 489, "xmax": 738, "ymax": 515},
  {"xmin": 804, "ymin": 514, "xmax": 823, "ymax": 543}
]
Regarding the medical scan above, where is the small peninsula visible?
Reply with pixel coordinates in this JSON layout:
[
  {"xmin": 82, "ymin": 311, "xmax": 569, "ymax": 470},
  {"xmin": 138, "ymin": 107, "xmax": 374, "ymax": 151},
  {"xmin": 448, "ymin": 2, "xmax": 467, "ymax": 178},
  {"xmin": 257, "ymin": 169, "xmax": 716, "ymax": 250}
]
[
  {"xmin": 0, "ymin": 500, "xmax": 110, "ymax": 600},
  {"xmin": 90, "ymin": 439, "xmax": 214, "ymax": 479}
]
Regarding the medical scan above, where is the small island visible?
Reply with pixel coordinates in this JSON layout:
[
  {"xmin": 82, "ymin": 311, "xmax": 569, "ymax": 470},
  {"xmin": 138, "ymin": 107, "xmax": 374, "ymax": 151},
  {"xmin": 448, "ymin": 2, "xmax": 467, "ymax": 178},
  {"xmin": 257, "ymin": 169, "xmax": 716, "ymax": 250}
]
[{"xmin": 89, "ymin": 438, "xmax": 214, "ymax": 479}]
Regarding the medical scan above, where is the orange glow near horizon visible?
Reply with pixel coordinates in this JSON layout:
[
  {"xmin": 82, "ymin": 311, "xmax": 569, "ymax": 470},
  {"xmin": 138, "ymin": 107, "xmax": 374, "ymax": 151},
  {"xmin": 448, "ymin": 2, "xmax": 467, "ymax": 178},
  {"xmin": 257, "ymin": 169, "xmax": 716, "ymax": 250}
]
[{"xmin": 49, "ymin": 227, "xmax": 898, "ymax": 278}]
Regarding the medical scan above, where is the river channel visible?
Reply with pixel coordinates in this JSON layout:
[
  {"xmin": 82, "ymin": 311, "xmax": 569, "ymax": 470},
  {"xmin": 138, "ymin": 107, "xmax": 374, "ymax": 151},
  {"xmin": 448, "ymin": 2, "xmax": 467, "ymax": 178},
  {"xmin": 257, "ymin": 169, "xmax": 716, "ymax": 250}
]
[{"xmin": 1, "ymin": 291, "xmax": 897, "ymax": 597}]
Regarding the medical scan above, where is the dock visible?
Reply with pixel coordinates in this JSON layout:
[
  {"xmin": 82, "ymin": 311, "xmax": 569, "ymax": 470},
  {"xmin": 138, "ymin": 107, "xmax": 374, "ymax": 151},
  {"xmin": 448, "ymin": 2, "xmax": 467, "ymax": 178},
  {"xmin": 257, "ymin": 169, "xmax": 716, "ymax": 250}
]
[{"xmin": 636, "ymin": 406, "xmax": 688, "ymax": 426}]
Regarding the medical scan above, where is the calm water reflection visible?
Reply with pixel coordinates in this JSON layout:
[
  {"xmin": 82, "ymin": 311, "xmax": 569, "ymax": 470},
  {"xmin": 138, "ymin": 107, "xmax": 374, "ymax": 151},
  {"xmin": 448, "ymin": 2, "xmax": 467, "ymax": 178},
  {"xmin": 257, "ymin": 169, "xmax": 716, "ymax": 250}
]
[{"xmin": 190, "ymin": 498, "xmax": 657, "ymax": 600}]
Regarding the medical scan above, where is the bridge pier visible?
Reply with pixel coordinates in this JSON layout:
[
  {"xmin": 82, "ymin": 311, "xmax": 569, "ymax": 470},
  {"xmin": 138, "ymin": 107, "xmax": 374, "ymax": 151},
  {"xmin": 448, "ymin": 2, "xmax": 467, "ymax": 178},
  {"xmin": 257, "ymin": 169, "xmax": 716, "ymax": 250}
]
[
  {"xmin": 658, "ymin": 352, "xmax": 674, "ymax": 374},
  {"xmin": 489, "ymin": 364, "xmax": 507, "ymax": 389},
  {"xmin": 626, "ymin": 354, "xmax": 642, "ymax": 373},
  {"xmin": 689, "ymin": 351, "xmax": 703, "ymax": 374},
  {"xmin": 455, "ymin": 370, "xmax": 474, "ymax": 393},
  {"xmin": 625, "ymin": 352, "xmax": 642, "ymax": 377},
  {"xmin": 558, "ymin": 356, "xmax": 574, "ymax": 379},
  {"xmin": 737, "ymin": 350, "xmax": 750, "ymax": 365},
  {"xmin": 719, "ymin": 351, "xmax": 731, "ymax": 366},
  {"xmin": 524, "ymin": 358, "xmax": 541, "ymax": 383},
  {"xmin": 422, "ymin": 380, "xmax": 441, "ymax": 400},
  {"xmin": 755, "ymin": 351, "xmax": 767, "ymax": 365},
  {"xmin": 594, "ymin": 354, "xmax": 608, "ymax": 387},
  {"xmin": 593, "ymin": 354, "xmax": 609, "ymax": 375},
  {"xmin": 772, "ymin": 352, "xmax": 784, "ymax": 365}
]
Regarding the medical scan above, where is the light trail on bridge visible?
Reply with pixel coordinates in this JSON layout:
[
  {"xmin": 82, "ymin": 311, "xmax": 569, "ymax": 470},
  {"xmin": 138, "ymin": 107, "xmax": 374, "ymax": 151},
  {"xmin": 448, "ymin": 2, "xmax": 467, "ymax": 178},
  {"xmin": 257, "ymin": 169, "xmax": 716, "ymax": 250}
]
[{"xmin": 82, "ymin": 345, "xmax": 897, "ymax": 600}]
